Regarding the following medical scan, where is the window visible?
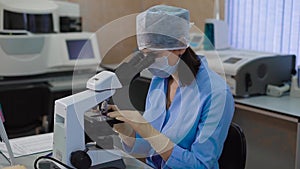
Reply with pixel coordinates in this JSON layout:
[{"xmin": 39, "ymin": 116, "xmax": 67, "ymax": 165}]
[{"xmin": 225, "ymin": 0, "xmax": 300, "ymax": 66}]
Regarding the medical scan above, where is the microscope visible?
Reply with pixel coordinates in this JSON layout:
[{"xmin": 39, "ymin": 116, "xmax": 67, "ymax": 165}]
[{"xmin": 52, "ymin": 51, "xmax": 155, "ymax": 168}]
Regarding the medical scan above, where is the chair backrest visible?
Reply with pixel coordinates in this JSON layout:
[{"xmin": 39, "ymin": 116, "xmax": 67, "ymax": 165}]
[{"xmin": 219, "ymin": 122, "xmax": 247, "ymax": 169}]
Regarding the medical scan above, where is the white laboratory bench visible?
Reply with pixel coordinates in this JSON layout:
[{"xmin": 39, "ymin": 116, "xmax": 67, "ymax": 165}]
[
  {"xmin": 233, "ymin": 95, "xmax": 300, "ymax": 169},
  {"xmin": 0, "ymin": 150, "xmax": 152, "ymax": 169}
]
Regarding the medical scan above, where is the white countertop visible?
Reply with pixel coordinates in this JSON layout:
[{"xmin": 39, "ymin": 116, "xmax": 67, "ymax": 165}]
[{"xmin": 235, "ymin": 95, "xmax": 300, "ymax": 118}]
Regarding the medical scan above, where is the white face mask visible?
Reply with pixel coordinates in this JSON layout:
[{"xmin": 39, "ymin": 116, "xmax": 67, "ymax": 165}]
[{"xmin": 148, "ymin": 55, "xmax": 180, "ymax": 78}]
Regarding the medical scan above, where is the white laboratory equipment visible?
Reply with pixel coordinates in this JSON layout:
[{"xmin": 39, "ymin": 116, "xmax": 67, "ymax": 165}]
[
  {"xmin": 53, "ymin": 51, "xmax": 155, "ymax": 168},
  {"xmin": 0, "ymin": 0, "xmax": 101, "ymax": 138},
  {"xmin": 53, "ymin": 71, "xmax": 124, "ymax": 168},
  {"xmin": 290, "ymin": 66, "xmax": 300, "ymax": 97},
  {"xmin": 198, "ymin": 49, "xmax": 296, "ymax": 97},
  {"xmin": 0, "ymin": 32, "xmax": 101, "ymax": 76},
  {"xmin": 0, "ymin": 0, "xmax": 59, "ymax": 34},
  {"xmin": 0, "ymin": 0, "xmax": 98, "ymax": 77},
  {"xmin": 203, "ymin": 0, "xmax": 230, "ymax": 50}
]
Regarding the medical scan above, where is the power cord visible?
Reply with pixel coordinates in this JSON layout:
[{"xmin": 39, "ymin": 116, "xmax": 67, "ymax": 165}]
[
  {"xmin": 34, "ymin": 156, "xmax": 73, "ymax": 169},
  {"xmin": 34, "ymin": 148, "xmax": 124, "ymax": 169},
  {"xmin": 34, "ymin": 149, "xmax": 91, "ymax": 169}
]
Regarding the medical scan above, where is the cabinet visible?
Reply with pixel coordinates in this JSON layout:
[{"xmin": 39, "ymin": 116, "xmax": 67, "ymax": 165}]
[{"xmin": 234, "ymin": 96, "xmax": 300, "ymax": 169}]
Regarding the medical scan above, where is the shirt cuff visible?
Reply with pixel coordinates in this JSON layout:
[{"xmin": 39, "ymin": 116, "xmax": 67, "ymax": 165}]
[
  {"xmin": 164, "ymin": 144, "xmax": 184, "ymax": 168},
  {"xmin": 122, "ymin": 133, "xmax": 152, "ymax": 156}
]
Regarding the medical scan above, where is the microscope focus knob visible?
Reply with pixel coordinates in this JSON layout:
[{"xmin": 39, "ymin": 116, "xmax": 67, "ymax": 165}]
[{"xmin": 70, "ymin": 150, "xmax": 92, "ymax": 169}]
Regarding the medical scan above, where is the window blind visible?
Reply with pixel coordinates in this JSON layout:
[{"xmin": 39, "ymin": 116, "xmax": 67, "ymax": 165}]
[{"xmin": 225, "ymin": 0, "xmax": 300, "ymax": 66}]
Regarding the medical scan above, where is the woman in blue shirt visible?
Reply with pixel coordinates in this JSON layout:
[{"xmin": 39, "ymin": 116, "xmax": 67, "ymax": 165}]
[{"xmin": 108, "ymin": 5, "xmax": 235, "ymax": 169}]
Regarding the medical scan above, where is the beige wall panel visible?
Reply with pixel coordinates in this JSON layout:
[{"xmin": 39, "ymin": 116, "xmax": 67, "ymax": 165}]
[
  {"xmin": 142, "ymin": 0, "xmax": 225, "ymax": 31},
  {"xmin": 68, "ymin": 0, "xmax": 225, "ymax": 64},
  {"xmin": 69, "ymin": 0, "xmax": 142, "ymax": 31},
  {"xmin": 68, "ymin": 0, "xmax": 143, "ymax": 64},
  {"xmin": 94, "ymin": 13, "xmax": 139, "ymax": 64}
]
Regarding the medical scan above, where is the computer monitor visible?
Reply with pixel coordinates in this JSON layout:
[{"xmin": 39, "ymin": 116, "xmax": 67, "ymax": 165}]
[
  {"xmin": 66, "ymin": 39, "xmax": 95, "ymax": 60},
  {"xmin": 46, "ymin": 32, "xmax": 101, "ymax": 70}
]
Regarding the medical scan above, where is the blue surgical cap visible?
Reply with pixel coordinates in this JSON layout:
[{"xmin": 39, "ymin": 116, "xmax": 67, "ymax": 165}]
[{"xmin": 136, "ymin": 5, "xmax": 190, "ymax": 51}]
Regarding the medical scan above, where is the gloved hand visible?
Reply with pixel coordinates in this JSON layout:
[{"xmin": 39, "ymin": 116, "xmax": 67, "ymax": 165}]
[
  {"xmin": 107, "ymin": 105, "xmax": 135, "ymax": 147},
  {"xmin": 108, "ymin": 109, "xmax": 174, "ymax": 156}
]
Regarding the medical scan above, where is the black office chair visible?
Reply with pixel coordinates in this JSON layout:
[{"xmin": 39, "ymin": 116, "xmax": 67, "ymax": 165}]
[{"xmin": 219, "ymin": 122, "xmax": 247, "ymax": 169}]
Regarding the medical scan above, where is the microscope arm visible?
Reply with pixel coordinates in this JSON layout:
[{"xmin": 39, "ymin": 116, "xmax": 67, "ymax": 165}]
[
  {"xmin": 112, "ymin": 51, "xmax": 156, "ymax": 110},
  {"xmin": 53, "ymin": 51, "xmax": 155, "ymax": 167},
  {"xmin": 114, "ymin": 51, "xmax": 156, "ymax": 86},
  {"xmin": 53, "ymin": 71, "xmax": 122, "ymax": 167}
]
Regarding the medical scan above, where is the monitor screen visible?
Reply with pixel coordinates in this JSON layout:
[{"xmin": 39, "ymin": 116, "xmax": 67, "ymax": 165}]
[
  {"xmin": 4, "ymin": 10, "xmax": 54, "ymax": 33},
  {"xmin": 4, "ymin": 10, "xmax": 26, "ymax": 30},
  {"xmin": 66, "ymin": 39, "xmax": 95, "ymax": 60},
  {"xmin": 224, "ymin": 57, "xmax": 242, "ymax": 64},
  {"xmin": 27, "ymin": 13, "xmax": 54, "ymax": 33}
]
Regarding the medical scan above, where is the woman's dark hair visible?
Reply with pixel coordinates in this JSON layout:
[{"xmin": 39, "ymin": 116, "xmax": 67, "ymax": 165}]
[{"xmin": 178, "ymin": 47, "xmax": 201, "ymax": 86}]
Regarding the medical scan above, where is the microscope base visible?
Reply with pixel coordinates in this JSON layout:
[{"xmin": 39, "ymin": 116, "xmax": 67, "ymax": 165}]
[{"xmin": 90, "ymin": 158, "xmax": 125, "ymax": 169}]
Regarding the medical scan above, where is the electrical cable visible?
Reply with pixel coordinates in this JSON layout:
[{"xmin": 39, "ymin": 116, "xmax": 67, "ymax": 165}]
[{"xmin": 34, "ymin": 156, "xmax": 74, "ymax": 169}]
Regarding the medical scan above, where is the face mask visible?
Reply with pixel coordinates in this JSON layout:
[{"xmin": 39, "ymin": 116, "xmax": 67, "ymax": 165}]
[{"xmin": 148, "ymin": 55, "xmax": 180, "ymax": 78}]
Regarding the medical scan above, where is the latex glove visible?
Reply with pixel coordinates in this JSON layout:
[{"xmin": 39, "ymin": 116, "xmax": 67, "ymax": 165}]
[
  {"xmin": 108, "ymin": 105, "xmax": 134, "ymax": 136},
  {"xmin": 107, "ymin": 105, "xmax": 135, "ymax": 147},
  {"xmin": 108, "ymin": 109, "xmax": 174, "ymax": 155},
  {"xmin": 3, "ymin": 165, "xmax": 26, "ymax": 169}
]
